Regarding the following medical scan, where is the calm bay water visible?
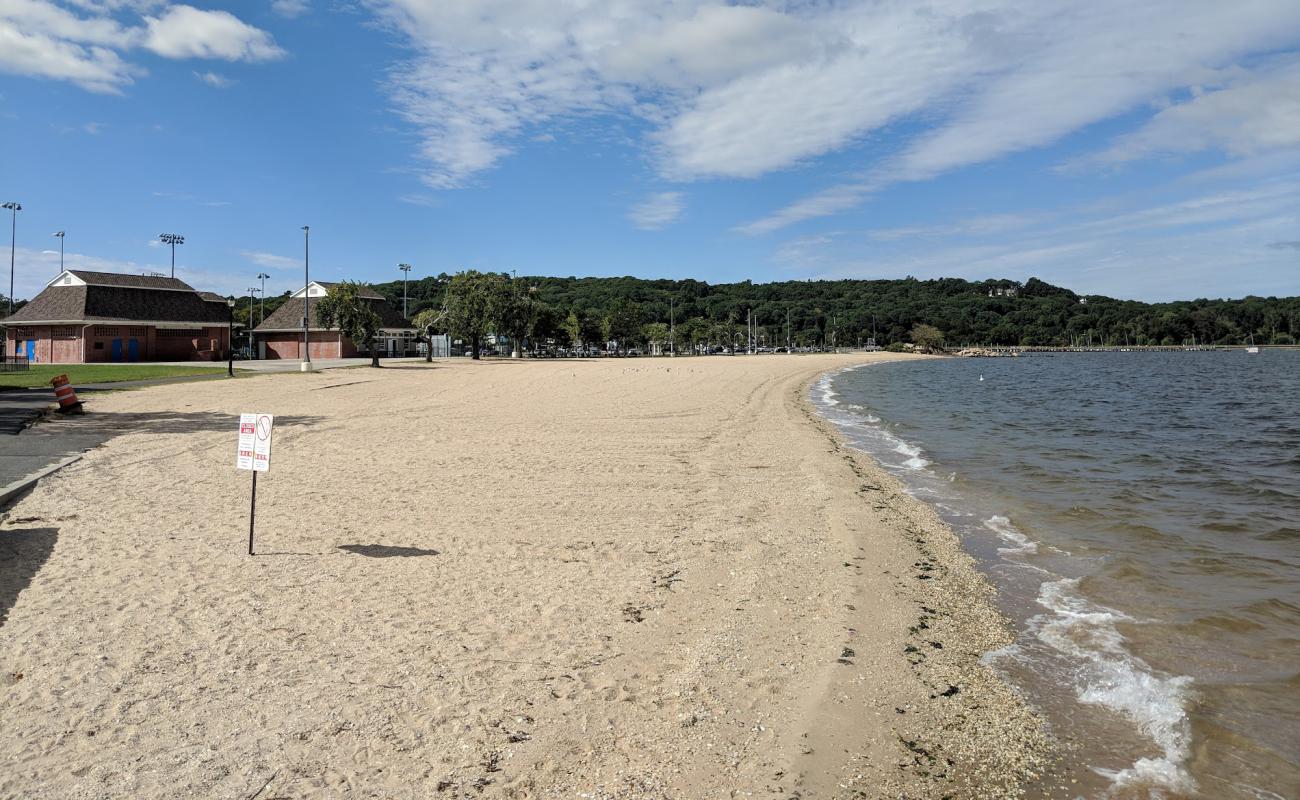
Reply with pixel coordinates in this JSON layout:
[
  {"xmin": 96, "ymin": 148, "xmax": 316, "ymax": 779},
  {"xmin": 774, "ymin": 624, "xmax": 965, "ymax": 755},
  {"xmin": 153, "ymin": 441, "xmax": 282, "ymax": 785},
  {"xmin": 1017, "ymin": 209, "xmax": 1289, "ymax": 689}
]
[{"xmin": 815, "ymin": 352, "xmax": 1299, "ymax": 800}]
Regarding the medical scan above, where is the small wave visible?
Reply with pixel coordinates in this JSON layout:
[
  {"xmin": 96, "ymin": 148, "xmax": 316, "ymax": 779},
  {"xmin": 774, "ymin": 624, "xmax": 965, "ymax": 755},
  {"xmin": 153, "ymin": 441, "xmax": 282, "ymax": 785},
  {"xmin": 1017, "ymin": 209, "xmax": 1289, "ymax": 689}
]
[
  {"xmin": 1033, "ymin": 579, "xmax": 1195, "ymax": 796},
  {"xmin": 983, "ymin": 515, "xmax": 1039, "ymax": 554},
  {"xmin": 891, "ymin": 441, "xmax": 930, "ymax": 470}
]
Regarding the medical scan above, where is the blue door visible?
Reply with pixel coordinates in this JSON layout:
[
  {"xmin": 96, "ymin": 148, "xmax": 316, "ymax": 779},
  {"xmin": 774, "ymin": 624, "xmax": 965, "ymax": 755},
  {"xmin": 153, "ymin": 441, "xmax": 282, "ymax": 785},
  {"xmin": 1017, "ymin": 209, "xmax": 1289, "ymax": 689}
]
[
  {"xmin": 24, "ymin": 339, "xmax": 34, "ymax": 361},
  {"xmin": 127, "ymin": 339, "xmax": 139, "ymax": 362},
  {"xmin": 111, "ymin": 339, "xmax": 123, "ymax": 362}
]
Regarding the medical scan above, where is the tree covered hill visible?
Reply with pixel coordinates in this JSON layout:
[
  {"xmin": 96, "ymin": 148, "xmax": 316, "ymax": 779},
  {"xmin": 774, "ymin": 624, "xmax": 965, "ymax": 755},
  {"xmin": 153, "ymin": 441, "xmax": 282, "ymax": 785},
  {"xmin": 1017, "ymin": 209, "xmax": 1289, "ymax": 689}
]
[{"xmin": 365, "ymin": 273, "xmax": 1298, "ymax": 348}]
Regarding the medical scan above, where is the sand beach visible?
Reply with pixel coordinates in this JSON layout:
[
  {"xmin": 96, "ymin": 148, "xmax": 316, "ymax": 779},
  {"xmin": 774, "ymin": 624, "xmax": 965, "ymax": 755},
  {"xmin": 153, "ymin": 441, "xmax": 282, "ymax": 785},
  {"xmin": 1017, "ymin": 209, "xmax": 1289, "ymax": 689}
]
[{"xmin": 0, "ymin": 354, "xmax": 1049, "ymax": 798}]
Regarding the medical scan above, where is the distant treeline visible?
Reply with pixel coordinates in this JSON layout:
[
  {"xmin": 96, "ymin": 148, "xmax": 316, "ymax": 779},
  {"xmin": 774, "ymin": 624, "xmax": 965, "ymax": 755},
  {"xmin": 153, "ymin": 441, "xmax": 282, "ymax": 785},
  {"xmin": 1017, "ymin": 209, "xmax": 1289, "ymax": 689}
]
[{"xmin": 360, "ymin": 274, "xmax": 1299, "ymax": 348}]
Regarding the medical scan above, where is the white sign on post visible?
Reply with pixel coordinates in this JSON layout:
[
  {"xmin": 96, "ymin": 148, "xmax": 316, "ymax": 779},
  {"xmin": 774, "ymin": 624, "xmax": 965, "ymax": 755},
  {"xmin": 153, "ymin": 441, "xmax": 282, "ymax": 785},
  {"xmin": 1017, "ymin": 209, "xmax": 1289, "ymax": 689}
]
[{"xmin": 236, "ymin": 413, "xmax": 273, "ymax": 472}]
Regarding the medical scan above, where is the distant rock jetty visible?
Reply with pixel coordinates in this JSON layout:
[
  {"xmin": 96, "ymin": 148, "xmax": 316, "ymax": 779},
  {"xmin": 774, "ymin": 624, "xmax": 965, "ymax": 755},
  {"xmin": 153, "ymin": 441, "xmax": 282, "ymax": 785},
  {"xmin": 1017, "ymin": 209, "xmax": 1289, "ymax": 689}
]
[{"xmin": 953, "ymin": 347, "xmax": 1020, "ymax": 357}]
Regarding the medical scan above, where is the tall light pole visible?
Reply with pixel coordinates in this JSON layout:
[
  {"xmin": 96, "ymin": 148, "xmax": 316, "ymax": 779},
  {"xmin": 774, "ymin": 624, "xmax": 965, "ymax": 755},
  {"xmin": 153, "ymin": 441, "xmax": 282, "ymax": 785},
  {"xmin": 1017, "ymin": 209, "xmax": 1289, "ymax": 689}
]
[
  {"xmin": 226, "ymin": 299, "xmax": 235, "ymax": 377},
  {"xmin": 256, "ymin": 272, "xmax": 269, "ymax": 324},
  {"xmin": 398, "ymin": 263, "xmax": 412, "ymax": 318},
  {"xmin": 246, "ymin": 287, "xmax": 259, "ymax": 355},
  {"xmin": 53, "ymin": 231, "xmax": 65, "ymax": 273},
  {"xmin": 159, "ymin": 232, "xmax": 183, "ymax": 278},
  {"xmin": 301, "ymin": 226, "xmax": 311, "ymax": 366},
  {"xmin": 3, "ymin": 202, "xmax": 20, "ymax": 317},
  {"xmin": 669, "ymin": 297, "xmax": 675, "ymax": 357}
]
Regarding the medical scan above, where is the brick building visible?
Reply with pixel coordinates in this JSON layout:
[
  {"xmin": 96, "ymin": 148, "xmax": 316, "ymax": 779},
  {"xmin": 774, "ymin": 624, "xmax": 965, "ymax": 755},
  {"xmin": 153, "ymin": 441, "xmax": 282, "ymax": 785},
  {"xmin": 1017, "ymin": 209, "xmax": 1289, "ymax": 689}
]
[
  {"xmin": 2, "ymin": 270, "xmax": 232, "ymax": 363},
  {"xmin": 253, "ymin": 281, "xmax": 414, "ymax": 360}
]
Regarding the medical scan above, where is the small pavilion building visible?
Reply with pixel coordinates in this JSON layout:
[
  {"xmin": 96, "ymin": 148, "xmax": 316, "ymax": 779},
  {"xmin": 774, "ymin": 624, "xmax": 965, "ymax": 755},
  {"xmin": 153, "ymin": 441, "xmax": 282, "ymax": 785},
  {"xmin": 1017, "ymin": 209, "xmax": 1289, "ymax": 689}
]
[
  {"xmin": 2, "ymin": 270, "xmax": 232, "ymax": 363},
  {"xmin": 253, "ymin": 281, "xmax": 414, "ymax": 359}
]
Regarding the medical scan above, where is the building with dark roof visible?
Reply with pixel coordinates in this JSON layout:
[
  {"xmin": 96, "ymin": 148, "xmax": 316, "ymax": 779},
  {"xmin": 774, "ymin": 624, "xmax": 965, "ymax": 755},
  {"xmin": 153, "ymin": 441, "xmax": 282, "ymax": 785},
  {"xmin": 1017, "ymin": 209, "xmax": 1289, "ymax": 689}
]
[
  {"xmin": 2, "ymin": 270, "xmax": 232, "ymax": 363},
  {"xmin": 253, "ymin": 281, "xmax": 414, "ymax": 360}
]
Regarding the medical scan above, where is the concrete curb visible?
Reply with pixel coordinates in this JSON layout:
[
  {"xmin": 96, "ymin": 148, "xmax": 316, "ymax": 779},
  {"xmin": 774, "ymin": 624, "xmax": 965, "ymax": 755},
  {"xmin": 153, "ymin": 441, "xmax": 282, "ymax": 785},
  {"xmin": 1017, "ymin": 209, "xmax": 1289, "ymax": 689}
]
[{"xmin": 0, "ymin": 453, "xmax": 84, "ymax": 509}]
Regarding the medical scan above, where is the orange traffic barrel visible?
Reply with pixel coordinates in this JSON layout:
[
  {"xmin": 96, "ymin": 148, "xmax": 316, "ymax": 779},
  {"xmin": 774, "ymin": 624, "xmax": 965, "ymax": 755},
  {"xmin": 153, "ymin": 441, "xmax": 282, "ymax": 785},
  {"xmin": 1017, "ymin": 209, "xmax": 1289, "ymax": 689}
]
[{"xmin": 49, "ymin": 374, "xmax": 84, "ymax": 414}]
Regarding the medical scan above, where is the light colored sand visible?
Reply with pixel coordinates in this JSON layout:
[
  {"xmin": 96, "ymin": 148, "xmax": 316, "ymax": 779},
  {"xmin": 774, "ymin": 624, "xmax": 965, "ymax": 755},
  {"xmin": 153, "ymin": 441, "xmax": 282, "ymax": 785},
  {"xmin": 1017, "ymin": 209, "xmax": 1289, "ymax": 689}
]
[{"xmin": 0, "ymin": 354, "xmax": 1049, "ymax": 799}]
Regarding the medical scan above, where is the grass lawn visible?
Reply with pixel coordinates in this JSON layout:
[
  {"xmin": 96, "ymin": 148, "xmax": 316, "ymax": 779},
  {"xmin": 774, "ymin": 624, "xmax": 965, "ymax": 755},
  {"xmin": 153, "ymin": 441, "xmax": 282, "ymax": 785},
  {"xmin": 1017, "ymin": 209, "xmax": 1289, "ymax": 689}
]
[{"xmin": 0, "ymin": 364, "xmax": 234, "ymax": 389}]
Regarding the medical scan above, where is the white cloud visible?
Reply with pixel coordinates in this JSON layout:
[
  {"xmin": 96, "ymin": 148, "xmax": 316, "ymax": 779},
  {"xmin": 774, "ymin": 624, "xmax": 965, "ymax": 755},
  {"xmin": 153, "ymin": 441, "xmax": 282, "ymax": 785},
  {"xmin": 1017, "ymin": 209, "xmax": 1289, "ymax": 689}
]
[
  {"xmin": 737, "ymin": 2, "xmax": 1300, "ymax": 233},
  {"xmin": 627, "ymin": 192, "xmax": 685, "ymax": 230},
  {"xmin": 0, "ymin": 1, "xmax": 282, "ymax": 92},
  {"xmin": 143, "ymin": 5, "xmax": 283, "ymax": 61},
  {"xmin": 367, "ymin": 0, "xmax": 1300, "ymax": 235},
  {"xmin": 0, "ymin": 21, "xmax": 138, "ymax": 93},
  {"xmin": 1083, "ymin": 60, "xmax": 1300, "ymax": 165},
  {"xmin": 271, "ymin": 0, "xmax": 308, "ymax": 19},
  {"xmin": 240, "ymin": 250, "xmax": 298, "ymax": 270},
  {"xmin": 193, "ymin": 69, "xmax": 232, "ymax": 87}
]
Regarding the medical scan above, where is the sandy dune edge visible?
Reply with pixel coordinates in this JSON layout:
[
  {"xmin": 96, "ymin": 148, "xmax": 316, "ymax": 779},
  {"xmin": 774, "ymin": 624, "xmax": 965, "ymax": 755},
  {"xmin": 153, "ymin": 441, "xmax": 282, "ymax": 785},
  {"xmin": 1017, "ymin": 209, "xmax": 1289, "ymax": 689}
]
[{"xmin": 0, "ymin": 354, "xmax": 1048, "ymax": 798}]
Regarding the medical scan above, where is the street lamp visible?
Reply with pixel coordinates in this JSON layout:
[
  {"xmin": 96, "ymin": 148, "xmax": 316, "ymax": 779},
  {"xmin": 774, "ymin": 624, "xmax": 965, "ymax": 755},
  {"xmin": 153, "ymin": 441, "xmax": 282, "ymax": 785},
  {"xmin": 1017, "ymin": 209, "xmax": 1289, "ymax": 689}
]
[
  {"xmin": 398, "ymin": 263, "xmax": 412, "ymax": 318},
  {"xmin": 159, "ymin": 233, "xmax": 183, "ymax": 278},
  {"xmin": 3, "ymin": 202, "xmax": 20, "ymax": 317},
  {"xmin": 53, "ymin": 231, "xmax": 65, "ymax": 273},
  {"xmin": 256, "ymin": 272, "xmax": 269, "ymax": 324},
  {"xmin": 301, "ymin": 226, "xmax": 311, "ymax": 367},
  {"xmin": 226, "ymin": 298, "xmax": 235, "ymax": 377}
]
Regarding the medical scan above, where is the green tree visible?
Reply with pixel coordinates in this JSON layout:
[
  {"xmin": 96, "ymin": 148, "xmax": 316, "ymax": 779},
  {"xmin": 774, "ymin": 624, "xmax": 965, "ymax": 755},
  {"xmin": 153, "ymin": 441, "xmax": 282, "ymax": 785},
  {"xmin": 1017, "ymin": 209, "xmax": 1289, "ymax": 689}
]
[
  {"xmin": 315, "ymin": 281, "xmax": 383, "ymax": 367},
  {"xmin": 604, "ymin": 298, "xmax": 644, "ymax": 353},
  {"xmin": 909, "ymin": 322, "xmax": 945, "ymax": 351},
  {"xmin": 492, "ymin": 280, "xmax": 545, "ymax": 358},
  {"xmin": 642, "ymin": 322, "xmax": 670, "ymax": 355},
  {"xmin": 445, "ymin": 270, "xmax": 503, "ymax": 359},
  {"xmin": 579, "ymin": 309, "xmax": 605, "ymax": 353},
  {"xmin": 561, "ymin": 311, "xmax": 582, "ymax": 349}
]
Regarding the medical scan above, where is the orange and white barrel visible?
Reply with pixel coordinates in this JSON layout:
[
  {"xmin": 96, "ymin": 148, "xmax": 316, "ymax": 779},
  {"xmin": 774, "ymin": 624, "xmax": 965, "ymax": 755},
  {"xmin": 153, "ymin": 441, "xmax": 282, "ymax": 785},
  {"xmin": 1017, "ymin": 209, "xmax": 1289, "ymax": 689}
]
[{"xmin": 49, "ymin": 374, "xmax": 83, "ymax": 413}]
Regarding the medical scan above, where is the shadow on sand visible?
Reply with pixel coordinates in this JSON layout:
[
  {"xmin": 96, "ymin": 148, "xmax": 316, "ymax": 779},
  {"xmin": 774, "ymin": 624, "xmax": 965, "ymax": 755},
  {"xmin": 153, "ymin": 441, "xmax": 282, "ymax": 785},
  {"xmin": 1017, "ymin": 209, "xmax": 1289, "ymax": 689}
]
[
  {"xmin": 338, "ymin": 544, "xmax": 440, "ymax": 558},
  {"xmin": 0, "ymin": 526, "xmax": 58, "ymax": 629},
  {"xmin": 48, "ymin": 411, "xmax": 326, "ymax": 438}
]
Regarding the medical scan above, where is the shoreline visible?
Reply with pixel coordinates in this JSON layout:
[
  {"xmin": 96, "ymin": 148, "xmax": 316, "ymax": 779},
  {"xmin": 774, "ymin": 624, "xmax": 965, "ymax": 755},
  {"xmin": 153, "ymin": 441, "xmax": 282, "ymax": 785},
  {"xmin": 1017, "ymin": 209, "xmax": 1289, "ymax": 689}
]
[
  {"xmin": 795, "ymin": 362, "xmax": 1054, "ymax": 798},
  {"xmin": 1, "ymin": 354, "xmax": 1048, "ymax": 798}
]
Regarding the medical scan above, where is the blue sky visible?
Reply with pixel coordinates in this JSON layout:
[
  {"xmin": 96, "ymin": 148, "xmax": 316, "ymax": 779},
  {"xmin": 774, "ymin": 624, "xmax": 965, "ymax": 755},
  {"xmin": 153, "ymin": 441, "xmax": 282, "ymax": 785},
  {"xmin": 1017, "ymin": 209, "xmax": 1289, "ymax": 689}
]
[{"xmin": 2, "ymin": 1, "xmax": 1299, "ymax": 303}]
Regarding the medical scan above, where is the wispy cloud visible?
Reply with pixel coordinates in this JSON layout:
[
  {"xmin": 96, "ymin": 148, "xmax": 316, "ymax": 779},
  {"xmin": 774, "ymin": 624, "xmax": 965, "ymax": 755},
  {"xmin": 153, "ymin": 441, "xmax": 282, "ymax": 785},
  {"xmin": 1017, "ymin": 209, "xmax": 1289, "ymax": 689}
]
[
  {"xmin": 779, "ymin": 177, "xmax": 1300, "ymax": 300},
  {"xmin": 193, "ymin": 70, "xmax": 234, "ymax": 88},
  {"xmin": 240, "ymin": 250, "xmax": 299, "ymax": 270},
  {"xmin": 8, "ymin": 246, "xmax": 268, "ymax": 300},
  {"xmin": 271, "ymin": 0, "xmax": 310, "ymax": 20},
  {"xmin": 370, "ymin": 0, "xmax": 1300, "ymax": 208},
  {"xmin": 397, "ymin": 193, "xmax": 439, "ymax": 207},
  {"xmin": 1074, "ymin": 58, "xmax": 1300, "ymax": 168},
  {"xmin": 628, "ymin": 192, "xmax": 685, "ymax": 230}
]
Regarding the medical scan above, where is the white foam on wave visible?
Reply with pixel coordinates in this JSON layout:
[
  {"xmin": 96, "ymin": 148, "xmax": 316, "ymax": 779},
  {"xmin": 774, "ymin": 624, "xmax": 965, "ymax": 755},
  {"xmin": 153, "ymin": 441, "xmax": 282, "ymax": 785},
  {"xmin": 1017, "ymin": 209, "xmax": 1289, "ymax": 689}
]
[
  {"xmin": 1033, "ymin": 579, "xmax": 1195, "ymax": 797},
  {"xmin": 815, "ymin": 376, "xmax": 839, "ymax": 407},
  {"xmin": 983, "ymin": 515, "xmax": 1039, "ymax": 554},
  {"xmin": 892, "ymin": 441, "xmax": 930, "ymax": 470}
]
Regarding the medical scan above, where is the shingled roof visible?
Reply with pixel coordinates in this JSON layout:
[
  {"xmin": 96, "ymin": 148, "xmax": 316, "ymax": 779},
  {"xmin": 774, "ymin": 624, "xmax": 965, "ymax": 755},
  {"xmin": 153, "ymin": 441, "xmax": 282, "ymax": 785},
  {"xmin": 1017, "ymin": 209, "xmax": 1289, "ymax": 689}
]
[
  {"xmin": 67, "ymin": 270, "xmax": 195, "ymax": 291},
  {"xmin": 256, "ymin": 289, "xmax": 412, "ymax": 332},
  {"xmin": 1, "ymin": 274, "xmax": 231, "ymax": 326}
]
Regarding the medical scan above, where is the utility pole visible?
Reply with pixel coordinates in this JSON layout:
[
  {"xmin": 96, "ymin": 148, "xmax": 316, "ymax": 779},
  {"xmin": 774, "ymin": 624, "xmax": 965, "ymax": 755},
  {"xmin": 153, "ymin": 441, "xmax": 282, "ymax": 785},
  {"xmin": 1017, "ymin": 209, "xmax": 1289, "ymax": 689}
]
[
  {"xmin": 398, "ymin": 263, "xmax": 412, "ymax": 317},
  {"xmin": 53, "ymin": 231, "xmax": 64, "ymax": 273},
  {"xmin": 159, "ymin": 232, "xmax": 184, "ymax": 278},
  {"xmin": 3, "ymin": 202, "xmax": 20, "ymax": 316},
  {"xmin": 301, "ymin": 226, "xmax": 311, "ymax": 367},
  {"xmin": 786, "ymin": 308, "xmax": 791, "ymax": 352}
]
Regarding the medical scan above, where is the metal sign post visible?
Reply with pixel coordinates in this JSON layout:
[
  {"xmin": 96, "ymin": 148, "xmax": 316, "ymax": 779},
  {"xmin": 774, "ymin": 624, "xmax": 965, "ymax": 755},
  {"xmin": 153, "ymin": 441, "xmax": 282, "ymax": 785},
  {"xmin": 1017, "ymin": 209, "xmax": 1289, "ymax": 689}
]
[{"xmin": 236, "ymin": 413, "xmax": 274, "ymax": 555}]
